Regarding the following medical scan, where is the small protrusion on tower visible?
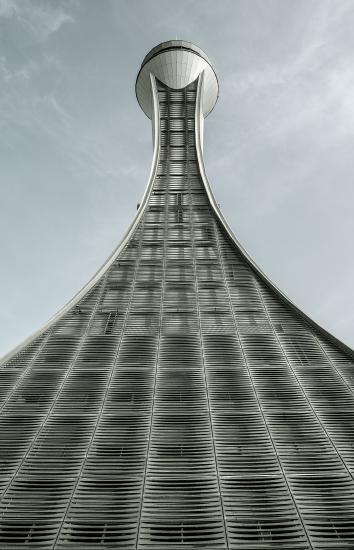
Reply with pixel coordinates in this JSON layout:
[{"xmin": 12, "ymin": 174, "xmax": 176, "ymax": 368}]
[{"xmin": 136, "ymin": 40, "xmax": 219, "ymax": 119}]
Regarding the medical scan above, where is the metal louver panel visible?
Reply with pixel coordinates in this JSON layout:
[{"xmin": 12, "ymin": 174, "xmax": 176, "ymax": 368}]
[{"xmin": 1, "ymin": 41, "xmax": 354, "ymax": 549}]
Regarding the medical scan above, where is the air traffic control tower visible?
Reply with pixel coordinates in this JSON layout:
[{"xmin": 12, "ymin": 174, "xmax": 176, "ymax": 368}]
[{"xmin": 1, "ymin": 41, "xmax": 354, "ymax": 549}]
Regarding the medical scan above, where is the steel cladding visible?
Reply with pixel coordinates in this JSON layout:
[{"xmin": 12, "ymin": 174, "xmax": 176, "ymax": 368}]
[{"xmin": 0, "ymin": 41, "xmax": 354, "ymax": 549}]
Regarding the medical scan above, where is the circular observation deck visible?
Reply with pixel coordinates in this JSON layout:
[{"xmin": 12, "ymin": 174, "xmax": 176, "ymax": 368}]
[{"xmin": 136, "ymin": 40, "xmax": 219, "ymax": 119}]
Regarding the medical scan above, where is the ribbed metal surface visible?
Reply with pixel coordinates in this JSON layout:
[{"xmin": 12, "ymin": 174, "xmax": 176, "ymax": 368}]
[{"xmin": 1, "ymin": 76, "xmax": 354, "ymax": 550}]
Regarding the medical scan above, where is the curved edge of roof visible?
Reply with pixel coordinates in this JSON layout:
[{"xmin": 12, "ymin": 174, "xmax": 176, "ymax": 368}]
[
  {"xmin": 141, "ymin": 40, "xmax": 212, "ymax": 67},
  {"xmin": 0, "ymin": 75, "xmax": 162, "ymax": 366},
  {"xmin": 194, "ymin": 72, "xmax": 354, "ymax": 359}
]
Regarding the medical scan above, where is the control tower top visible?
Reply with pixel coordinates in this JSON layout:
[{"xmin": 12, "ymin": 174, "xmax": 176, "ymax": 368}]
[{"xmin": 135, "ymin": 40, "xmax": 219, "ymax": 119}]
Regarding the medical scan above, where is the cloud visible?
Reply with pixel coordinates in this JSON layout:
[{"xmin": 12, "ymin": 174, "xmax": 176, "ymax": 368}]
[
  {"xmin": 0, "ymin": 0, "xmax": 73, "ymax": 41},
  {"xmin": 0, "ymin": 0, "xmax": 18, "ymax": 17},
  {"xmin": 221, "ymin": 0, "xmax": 354, "ymax": 150}
]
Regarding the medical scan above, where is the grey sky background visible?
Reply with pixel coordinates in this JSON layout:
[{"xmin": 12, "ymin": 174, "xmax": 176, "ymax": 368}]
[{"xmin": 0, "ymin": 0, "xmax": 353, "ymax": 357}]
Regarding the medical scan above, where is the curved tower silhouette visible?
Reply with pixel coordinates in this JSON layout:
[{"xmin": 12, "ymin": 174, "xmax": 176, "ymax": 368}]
[{"xmin": 1, "ymin": 41, "xmax": 354, "ymax": 549}]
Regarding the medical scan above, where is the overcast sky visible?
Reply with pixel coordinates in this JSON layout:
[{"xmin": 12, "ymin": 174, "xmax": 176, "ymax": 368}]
[{"xmin": 0, "ymin": 0, "xmax": 353, "ymax": 357}]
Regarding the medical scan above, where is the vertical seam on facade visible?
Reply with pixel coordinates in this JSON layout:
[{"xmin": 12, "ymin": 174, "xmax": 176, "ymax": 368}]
[
  {"xmin": 213, "ymin": 221, "xmax": 312, "ymax": 550},
  {"xmin": 0, "ymin": 276, "xmax": 108, "ymax": 511},
  {"xmin": 315, "ymin": 335, "xmax": 354, "ymax": 398},
  {"xmin": 53, "ymin": 216, "xmax": 147, "ymax": 548},
  {"xmin": 255, "ymin": 278, "xmax": 354, "ymax": 480},
  {"xmin": 195, "ymin": 71, "xmax": 312, "ymax": 548},
  {"xmin": 190, "ymin": 81, "xmax": 229, "ymax": 549},
  {"xmin": 135, "ymin": 75, "xmax": 164, "ymax": 549},
  {"xmin": 0, "ymin": 331, "xmax": 52, "ymax": 414}
]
